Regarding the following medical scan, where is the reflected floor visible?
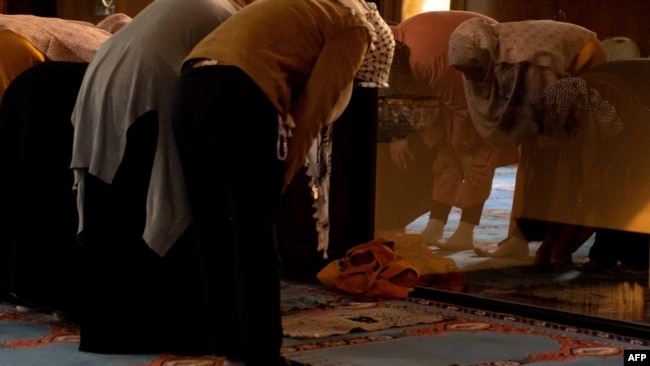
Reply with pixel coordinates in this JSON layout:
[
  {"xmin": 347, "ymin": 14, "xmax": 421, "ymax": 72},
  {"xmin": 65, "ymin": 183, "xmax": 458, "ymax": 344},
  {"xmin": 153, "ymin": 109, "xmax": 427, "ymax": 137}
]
[{"xmin": 406, "ymin": 166, "xmax": 650, "ymax": 326}]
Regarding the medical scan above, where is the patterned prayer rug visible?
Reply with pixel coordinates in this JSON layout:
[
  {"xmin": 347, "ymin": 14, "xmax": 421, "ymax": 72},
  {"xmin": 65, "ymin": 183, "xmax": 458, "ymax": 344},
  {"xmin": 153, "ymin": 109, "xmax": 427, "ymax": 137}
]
[
  {"xmin": 2, "ymin": 282, "xmax": 649, "ymax": 366},
  {"xmin": 405, "ymin": 166, "xmax": 650, "ymax": 325},
  {"xmin": 282, "ymin": 302, "xmax": 444, "ymax": 338},
  {"xmin": 281, "ymin": 283, "xmax": 650, "ymax": 366}
]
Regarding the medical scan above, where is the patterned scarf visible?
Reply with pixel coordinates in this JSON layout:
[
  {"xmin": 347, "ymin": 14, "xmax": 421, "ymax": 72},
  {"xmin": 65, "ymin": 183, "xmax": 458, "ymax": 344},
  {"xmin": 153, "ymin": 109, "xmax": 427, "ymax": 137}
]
[
  {"xmin": 449, "ymin": 17, "xmax": 597, "ymax": 147},
  {"xmin": 534, "ymin": 77, "xmax": 622, "ymax": 212},
  {"xmin": 0, "ymin": 14, "xmax": 115, "ymax": 62},
  {"xmin": 306, "ymin": 125, "xmax": 333, "ymax": 259},
  {"xmin": 305, "ymin": 1, "xmax": 394, "ymax": 258},
  {"xmin": 95, "ymin": 13, "xmax": 132, "ymax": 34},
  {"xmin": 337, "ymin": 0, "xmax": 395, "ymax": 88}
]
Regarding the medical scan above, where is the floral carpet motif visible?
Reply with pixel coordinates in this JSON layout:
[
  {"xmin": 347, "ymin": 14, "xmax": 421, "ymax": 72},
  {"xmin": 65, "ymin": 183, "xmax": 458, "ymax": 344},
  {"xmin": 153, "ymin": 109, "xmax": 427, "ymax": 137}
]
[
  {"xmin": 1, "ymin": 282, "xmax": 648, "ymax": 366},
  {"xmin": 282, "ymin": 301, "xmax": 445, "ymax": 338},
  {"xmin": 281, "ymin": 284, "xmax": 649, "ymax": 365}
]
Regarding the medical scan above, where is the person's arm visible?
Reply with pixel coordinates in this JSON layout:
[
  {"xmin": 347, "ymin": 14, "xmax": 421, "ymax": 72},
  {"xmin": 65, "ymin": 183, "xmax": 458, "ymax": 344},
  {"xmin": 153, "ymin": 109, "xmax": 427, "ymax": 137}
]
[
  {"xmin": 283, "ymin": 27, "xmax": 369, "ymax": 186},
  {"xmin": 432, "ymin": 66, "xmax": 479, "ymax": 153},
  {"xmin": 389, "ymin": 137, "xmax": 415, "ymax": 170}
]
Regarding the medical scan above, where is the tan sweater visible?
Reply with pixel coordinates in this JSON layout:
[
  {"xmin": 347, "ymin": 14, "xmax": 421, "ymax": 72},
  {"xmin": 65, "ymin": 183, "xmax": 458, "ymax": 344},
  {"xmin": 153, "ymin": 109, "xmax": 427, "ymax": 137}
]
[{"xmin": 185, "ymin": 0, "xmax": 371, "ymax": 185}]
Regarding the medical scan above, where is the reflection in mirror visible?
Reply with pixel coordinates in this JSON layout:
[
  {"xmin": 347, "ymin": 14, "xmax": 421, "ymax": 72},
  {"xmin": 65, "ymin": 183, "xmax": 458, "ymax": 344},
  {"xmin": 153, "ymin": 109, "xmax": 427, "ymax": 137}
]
[{"xmin": 375, "ymin": 5, "xmax": 650, "ymax": 329}]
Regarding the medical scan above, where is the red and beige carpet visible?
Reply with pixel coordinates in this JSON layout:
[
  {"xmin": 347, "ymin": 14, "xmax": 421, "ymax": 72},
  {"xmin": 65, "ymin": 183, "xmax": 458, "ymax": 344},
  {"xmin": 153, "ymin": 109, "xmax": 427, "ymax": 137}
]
[{"xmin": 1, "ymin": 281, "xmax": 648, "ymax": 366}]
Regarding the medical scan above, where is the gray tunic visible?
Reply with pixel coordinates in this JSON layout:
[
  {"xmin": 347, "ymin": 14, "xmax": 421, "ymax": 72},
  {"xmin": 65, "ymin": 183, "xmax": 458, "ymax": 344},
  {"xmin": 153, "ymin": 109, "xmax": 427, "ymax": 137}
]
[{"xmin": 71, "ymin": 0, "xmax": 237, "ymax": 256}]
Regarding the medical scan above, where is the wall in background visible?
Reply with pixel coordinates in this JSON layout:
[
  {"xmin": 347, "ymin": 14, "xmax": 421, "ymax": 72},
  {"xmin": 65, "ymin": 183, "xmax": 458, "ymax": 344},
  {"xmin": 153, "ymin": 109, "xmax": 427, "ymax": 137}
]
[
  {"xmin": 380, "ymin": 0, "xmax": 650, "ymax": 57},
  {"xmin": 57, "ymin": 0, "xmax": 153, "ymax": 24},
  {"xmin": 456, "ymin": 0, "xmax": 650, "ymax": 57},
  {"xmin": 3, "ymin": 0, "xmax": 56, "ymax": 16}
]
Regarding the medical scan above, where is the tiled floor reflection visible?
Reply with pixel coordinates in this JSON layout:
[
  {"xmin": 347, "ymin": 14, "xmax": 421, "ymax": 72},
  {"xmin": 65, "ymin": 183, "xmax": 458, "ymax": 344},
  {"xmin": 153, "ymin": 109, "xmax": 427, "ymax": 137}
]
[{"xmin": 406, "ymin": 166, "xmax": 650, "ymax": 326}]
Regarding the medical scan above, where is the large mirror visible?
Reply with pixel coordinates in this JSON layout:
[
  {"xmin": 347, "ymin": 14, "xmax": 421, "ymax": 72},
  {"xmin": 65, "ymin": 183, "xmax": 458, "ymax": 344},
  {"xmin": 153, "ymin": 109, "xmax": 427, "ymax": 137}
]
[{"xmin": 374, "ymin": 0, "xmax": 650, "ymax": 334}]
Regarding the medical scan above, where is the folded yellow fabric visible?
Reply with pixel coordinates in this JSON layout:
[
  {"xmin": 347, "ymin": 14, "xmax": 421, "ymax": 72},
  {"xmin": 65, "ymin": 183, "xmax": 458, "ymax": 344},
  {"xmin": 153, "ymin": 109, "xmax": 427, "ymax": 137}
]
[{"xmin": 390, "ymin": 234, "xmax": 465, "ymax": 292}]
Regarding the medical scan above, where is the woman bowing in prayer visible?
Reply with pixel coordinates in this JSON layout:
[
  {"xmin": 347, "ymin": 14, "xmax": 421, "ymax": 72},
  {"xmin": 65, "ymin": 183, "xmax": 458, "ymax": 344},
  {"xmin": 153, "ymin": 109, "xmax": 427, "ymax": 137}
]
[
  {"xmin": 448, "ymin": 17, "xmax": 607, "ymax": 267},
  {"xmin": 70, "ymin": 0, "xmax": 244, "ymax": 355},
  {"xmin": 172, "ymin": 0, "xmax": 394, "ymax": 364},
  {"xmin": 0, "ymin": 12, "xmax": 130, "ymax": 102},
  {"xmin": 532, "ymin": 59, "xmax": 650, "ymax": 271},
  {"xmin": 386, "ymin": 11, "xmax": 519, "ymax": 251}
]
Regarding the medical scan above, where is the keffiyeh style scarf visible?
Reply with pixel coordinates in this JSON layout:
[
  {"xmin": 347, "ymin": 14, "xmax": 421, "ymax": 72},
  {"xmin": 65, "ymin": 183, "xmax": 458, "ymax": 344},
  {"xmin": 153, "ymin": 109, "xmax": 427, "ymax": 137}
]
[
  {"xmin": 337, "ymin": 0, "xmax": 395, "ymax": 88},
  {"xmin": 305, "ymin": 125, "xmax": 333, "ymax": 259}
]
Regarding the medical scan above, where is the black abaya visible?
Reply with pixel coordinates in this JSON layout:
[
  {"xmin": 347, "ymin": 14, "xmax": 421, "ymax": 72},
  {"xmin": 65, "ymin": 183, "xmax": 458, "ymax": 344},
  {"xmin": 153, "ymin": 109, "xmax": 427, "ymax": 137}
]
[{"xmin": 0, "ymin": 61, "xmax": 87, "ymax": 317}]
